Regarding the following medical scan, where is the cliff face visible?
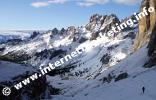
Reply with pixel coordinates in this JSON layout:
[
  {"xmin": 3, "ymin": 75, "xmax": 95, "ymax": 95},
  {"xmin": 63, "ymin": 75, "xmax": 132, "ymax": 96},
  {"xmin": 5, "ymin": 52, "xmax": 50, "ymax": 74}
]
[
  {"xmin": 146, "ymin": 0, "xmax": 156, "ymax": 62},
  {"xmin": 133, "ymin": 0, "xmax": 156, "ymax": 67},
  {"xmin": 147, "ymin": 24, "xmax": 156, "ymax": 66},
  {"xmin": 133, "ymin": 0, "xmax": 156, "ymax": 51}
]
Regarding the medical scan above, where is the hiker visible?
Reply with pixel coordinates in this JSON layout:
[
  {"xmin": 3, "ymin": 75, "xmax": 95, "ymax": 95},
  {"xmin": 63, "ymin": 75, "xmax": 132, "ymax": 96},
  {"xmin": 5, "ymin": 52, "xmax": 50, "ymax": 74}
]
[{"xmin": 142, "ymin": 86, "xmax": 145, "ymax": 94}]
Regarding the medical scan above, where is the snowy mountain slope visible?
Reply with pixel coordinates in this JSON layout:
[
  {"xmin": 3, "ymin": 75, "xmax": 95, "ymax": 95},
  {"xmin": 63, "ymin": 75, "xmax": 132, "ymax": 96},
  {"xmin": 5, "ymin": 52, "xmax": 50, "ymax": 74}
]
[
  {"xmin": 0, "ymin": 29, "xmax": 136, "ymax": 77},
  {"xmin": 66, "ymin": 33, "xmax": 134, "ymax": 78},
  {"xmin": 50, "ymin": 46, "xmax": 156, "ymax": 100},
  {"xmin": 54, "ymin": 68, "xmax": 156, "ymax": 100},
  {"xmin": 0, "ymin": 61, "xmax": 35, "ymax": 82},
  {"xmin": 0, "ymin": 61, "xmax": 49, "ymax": 100}
]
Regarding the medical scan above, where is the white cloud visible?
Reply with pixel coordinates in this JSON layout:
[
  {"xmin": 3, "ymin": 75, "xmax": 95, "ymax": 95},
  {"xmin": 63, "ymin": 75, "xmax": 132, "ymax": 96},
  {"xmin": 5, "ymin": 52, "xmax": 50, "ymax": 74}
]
[
  {"xmin": 31, "ymin": 0, "xmax": 141, "ymax": 8},
  {"xmin": 31, "ymin": 2, "xmax": 50, "ymax": 8},
  {"xmin": 113, "ymin": 0, "xmax": 141, "ymax": 5},
  {"xmin": 85, "ymin": 0, "xmax": 109, "ymax": 4},
  {"xmin": 48, "ymin": 0, "xmax": 67, "ymax": 4},
  {"xmin": 77, "ymin": 0, "xmax": 109, "ymax": 7},
  {"xmin": 31, "ymin": 0, "xmax": 68, "ymax": 8},
  {"xmin": 77, "ymin": 2, "xmax": 94, "ymax": 7}
]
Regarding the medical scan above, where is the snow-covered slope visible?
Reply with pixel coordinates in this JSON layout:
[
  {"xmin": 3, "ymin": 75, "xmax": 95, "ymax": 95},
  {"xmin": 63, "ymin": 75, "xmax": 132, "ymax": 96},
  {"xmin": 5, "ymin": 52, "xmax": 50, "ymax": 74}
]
[
  {"xmin": 50, "ymin": 46, "xmax": 156, "ymax": 100},
  {"xmin": 0, "ymin": 60, "xmax": 50, "ymax": 100},
  {"xmin": 0, "ymin": 61, "xmax": 35, "ymax": 82}
]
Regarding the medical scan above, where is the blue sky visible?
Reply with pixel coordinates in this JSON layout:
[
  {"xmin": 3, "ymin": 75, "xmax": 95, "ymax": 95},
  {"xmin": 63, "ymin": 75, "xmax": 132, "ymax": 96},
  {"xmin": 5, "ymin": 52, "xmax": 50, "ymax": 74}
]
[{"xmin": 0, "ymin": 0, "xmax": 141, "ymax": 30}]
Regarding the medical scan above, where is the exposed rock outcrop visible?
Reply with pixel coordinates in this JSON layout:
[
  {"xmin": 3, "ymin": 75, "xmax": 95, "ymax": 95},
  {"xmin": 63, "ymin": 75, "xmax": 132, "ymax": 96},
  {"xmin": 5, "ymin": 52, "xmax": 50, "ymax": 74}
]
[
  {"xmin": 133, "ymin": 0, "xmax": 156, "ymax": 67},
  {"xmin": 30, "ymin": 31, "xmax": 40, "ymax": 39},
  {"xmin": 146, "ymin": 23, "xmax": 156, "ymax": 67},
  {"xmin": 115, "ymin": 72, "xmax": 128, "ymax": 82},
  {"xmin": 133, "ymin": 0, "xmax": 156, "ymax": 51}
]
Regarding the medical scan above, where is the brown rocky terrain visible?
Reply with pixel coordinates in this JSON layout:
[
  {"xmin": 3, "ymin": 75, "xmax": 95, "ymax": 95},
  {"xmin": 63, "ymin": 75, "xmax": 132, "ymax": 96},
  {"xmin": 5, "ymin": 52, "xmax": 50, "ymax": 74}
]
[
  {"xmin": 133, "ymin": 0, "xmax": 156, "ymax": 51},
  {"xmin": 133, "ymin": 0, "xmax": 156, "ymax": 67}
]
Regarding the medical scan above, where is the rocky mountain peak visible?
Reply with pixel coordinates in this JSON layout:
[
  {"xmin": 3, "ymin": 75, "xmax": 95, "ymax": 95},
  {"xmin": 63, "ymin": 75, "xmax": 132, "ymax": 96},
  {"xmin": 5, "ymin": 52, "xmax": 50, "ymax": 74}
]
[
  {"xmin": 85, "ymin": 14, "xmax": 120, "ymax": 40},
  {"xmin": 86, "ymin": 14, "xmax": 119, "ymax": 32},
  {"xmin": 89, "ymin": 14, "xmax": 104, "ymax": 23},
  {"xmin": 67, "ymin": 26, "xmax": 77, "ymax": 34},
  {"xmin": 60, "ymin": 28, "xmax": 66, "ymax": 35},
  {"xmin": 52, "ymin": 28, "xmax": 59, "ymax": 35}
]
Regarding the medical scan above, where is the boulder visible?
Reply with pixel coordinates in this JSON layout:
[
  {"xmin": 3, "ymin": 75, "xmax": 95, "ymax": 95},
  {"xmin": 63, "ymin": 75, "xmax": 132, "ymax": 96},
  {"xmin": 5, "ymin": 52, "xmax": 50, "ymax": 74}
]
[{"xmin": 115, "ymin": 72, "xmax": 128, "ymax": 82}]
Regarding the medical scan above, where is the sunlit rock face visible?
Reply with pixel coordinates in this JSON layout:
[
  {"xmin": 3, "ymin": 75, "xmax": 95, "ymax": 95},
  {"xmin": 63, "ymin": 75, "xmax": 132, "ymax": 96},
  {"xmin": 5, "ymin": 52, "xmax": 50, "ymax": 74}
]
[
  {"xmin": 133, "ymin": 0, "xmax": 156, "ymax": 51},
  {"xmin": 133, "ymin": 0, "xmax": 156, "ymax": 67}
]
